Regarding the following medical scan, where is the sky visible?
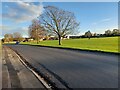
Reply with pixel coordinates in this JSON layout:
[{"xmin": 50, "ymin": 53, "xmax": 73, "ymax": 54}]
[{"xmin": 0, "ymin": 1, "xmax": 118, "ymax": 38}]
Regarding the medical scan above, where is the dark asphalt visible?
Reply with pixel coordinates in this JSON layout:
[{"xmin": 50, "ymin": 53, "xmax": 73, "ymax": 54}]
[
  {"xmin": 7, "ymin": 45, "xmax": 118, "ymax": 88},
  {"xmin": 2, "ymin": 46, "xmax": 45, "ymax": 88}
]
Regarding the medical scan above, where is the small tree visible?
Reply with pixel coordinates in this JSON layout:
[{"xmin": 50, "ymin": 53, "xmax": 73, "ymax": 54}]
[
  {"xmin": 38, "ymin": 6, "xmax": 79, "ymax": 45},
  {"xmin": 85, "ymin": 31, "xmax": 92, "ymax": 39},
  {"xmin": 4, "ymin": 34, "xmax": 13, "ymax": 43},
  {"xmin": 13, "ymin": 32, "xmax": 23, "ymax": 41},
  {"xmin": 112, "ymin": 29, "xmax": 120, "ymax": 36},
  {"xmin": 29, "ymin": 19, "xmax": 46, "ymax": 44},
  {"xmin": 105, "ymin": 30, "xmax": 111, "ymax": 36}
]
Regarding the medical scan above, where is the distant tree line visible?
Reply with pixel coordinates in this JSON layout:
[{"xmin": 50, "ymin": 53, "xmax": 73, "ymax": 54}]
[
  {"xmin": 2, "ymin": 32, "xmax": 23, "ymax": 43},
  {"xmin": 2, "ymin": 28, "xmax": 119, "ymax": 43},
  {"xmin": 81, "ymin": 29, "xmax": 120, "ymax": 39},
  {"xmin": 104, "ymin": 29, "xmax": 120, "ymax": 36},
  {"xmin": 68, "ymin": 29, "xmax": 120, "ymax": 39}
]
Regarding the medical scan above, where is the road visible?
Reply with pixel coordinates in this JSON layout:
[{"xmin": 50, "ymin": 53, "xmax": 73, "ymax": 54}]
[
  {"xmin": 2, "ymin": 46, "xmax": 45, "ymax": 89},
  {"xmin": 6, "ymin": 45, "xmax": 118, "ymax": 88}
]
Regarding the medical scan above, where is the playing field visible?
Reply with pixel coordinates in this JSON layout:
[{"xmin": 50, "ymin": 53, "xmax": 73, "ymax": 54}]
[{"xmin": 21, "ymin": 37, "xmax": 119, "ymax": 53}]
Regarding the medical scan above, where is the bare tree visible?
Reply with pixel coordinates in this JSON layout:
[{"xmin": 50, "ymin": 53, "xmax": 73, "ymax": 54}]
[
  {"xmin": 85, "ymin": 31, "xmax": 92, "ymax": 39},
  {"xmin": 4, "ymin": 34, "xmax": 13, "ymax": 43},
  {"xmin": 105, "ymin": 30, "xmax": 112, "ymax": 36},
  {"xmin": 29, "ymin": 19, "xmax": 46, "ymax": 44},
  {"xmin": 112, "ymin": 29, "xmax": 120, "ymax": 35},
  {"xmin": 13, "ymin": 32, "xmax": 23, "ymax": 41},
  {"xmin": 38, "ymin": 6, "xmax": 79, "ymax": 45}
]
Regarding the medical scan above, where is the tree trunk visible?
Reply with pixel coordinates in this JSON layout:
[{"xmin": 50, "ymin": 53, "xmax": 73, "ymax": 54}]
[
  {"xmin": 58, "ymin": 35, "xmax": 61, "ymax": 45},
  {"xmin": 36, "ymin": 29, "xmax": 39, "ymax": 44},
  {"xmin": 36, "ymin": 37, "xmax": 39, "ymax": 44},
  {"xmin": 37, "ymin": 40, "xmax": 39, "ymax": 44}
]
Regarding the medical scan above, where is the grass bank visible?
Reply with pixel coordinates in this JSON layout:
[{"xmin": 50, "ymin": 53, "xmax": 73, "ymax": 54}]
[{"xmin": 20, "ymin": 37, "xmax": 119, "ymax": 53}]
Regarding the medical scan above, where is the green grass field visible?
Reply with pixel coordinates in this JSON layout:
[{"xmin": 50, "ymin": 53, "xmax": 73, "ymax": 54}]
[{"xmin": 20, "ymin": 37, "xmax": 119, "ymax": 53}]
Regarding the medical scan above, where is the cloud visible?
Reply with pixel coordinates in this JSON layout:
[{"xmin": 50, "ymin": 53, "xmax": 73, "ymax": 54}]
[
  {"xmin": 0, "ymin": 24, "xmax": 28, "ymax": 33},
  {"xmin": 1, "ymin": 26, "xmax": 29, "ymax": 38},
  {"xmin": 2, "ymin": 1, "xmax": 43, "ymax": 37},
  {"xmin": 2, "ymin": 1, "xmax": 43, "ymax": 23},
  {"xmin": 91, "ymin": 18, "xmax": 112, "ymax": 26},
  {"xmin": 100, "ymin": 18, "xmax": 111, "ymax": 22},
  {"xmin": 0, "ymin": 25, "xmax": 13, "ymax": 31}
]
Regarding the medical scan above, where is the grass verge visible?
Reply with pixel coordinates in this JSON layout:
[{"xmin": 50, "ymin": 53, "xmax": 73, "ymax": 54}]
[{"xmin": 20, "ymin": 37, "xmax": 119, "ymax": 53}]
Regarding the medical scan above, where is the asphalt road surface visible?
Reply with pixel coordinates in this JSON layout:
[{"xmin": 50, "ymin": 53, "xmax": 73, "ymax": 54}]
[
  {"xmin": 6, "ymin": 45, "xmax": 118, "ymax": 88},
  {"xmin": 2, "ymin": 46, "xmax": 45, "ymax": 88}
]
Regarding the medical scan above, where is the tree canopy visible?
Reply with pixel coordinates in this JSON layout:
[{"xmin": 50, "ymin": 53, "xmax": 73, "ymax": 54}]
[{"xmin": 38, "ymin": 6, "xmax": 79, "ymax": 45}]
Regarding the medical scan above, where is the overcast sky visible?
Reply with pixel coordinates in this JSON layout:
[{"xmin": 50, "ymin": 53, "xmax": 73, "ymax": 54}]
[{"xmin": 1, "ymin": 1, "xmax": 118, "ymax": 38}]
